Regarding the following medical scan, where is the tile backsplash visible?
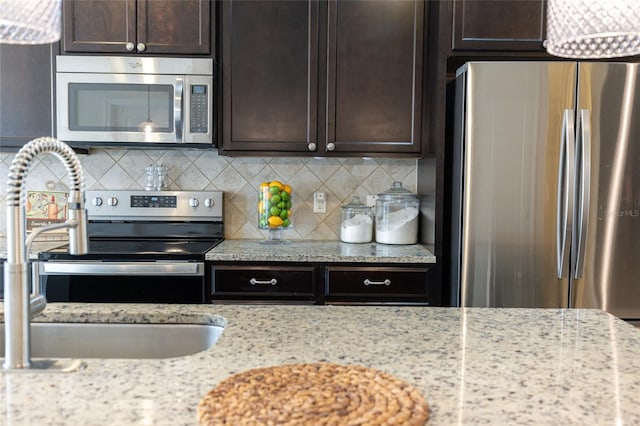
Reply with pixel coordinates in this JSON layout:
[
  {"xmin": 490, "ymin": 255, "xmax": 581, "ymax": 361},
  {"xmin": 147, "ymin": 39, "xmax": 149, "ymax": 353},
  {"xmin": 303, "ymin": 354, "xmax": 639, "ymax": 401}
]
[{"xmin": 0, "ymin": 148, "xmax": 417, "ymax": 240}]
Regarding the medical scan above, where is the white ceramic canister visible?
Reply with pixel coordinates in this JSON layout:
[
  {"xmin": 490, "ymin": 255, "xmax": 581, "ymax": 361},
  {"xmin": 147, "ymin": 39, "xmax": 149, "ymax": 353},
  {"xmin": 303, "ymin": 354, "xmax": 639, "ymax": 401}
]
[{"xmin": 375, "ymin": 181, "xmax": 419, "ymax": 244}]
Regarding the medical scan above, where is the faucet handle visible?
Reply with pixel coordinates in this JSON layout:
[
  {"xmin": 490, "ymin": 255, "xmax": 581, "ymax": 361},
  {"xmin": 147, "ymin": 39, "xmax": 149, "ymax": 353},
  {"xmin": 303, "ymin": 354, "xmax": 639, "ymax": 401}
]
[{"xmin": 30, "ymin": 261, "xmax": 47, "ymax": 317}]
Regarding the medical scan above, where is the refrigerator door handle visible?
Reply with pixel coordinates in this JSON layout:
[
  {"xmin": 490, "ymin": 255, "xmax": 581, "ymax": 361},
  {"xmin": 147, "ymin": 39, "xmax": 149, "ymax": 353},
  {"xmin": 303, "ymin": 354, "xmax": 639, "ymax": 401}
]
[
  {"xmin": 573, "ymin": 109, "xmax": 591, "ymax": 279},
  {"xmin": 557, "ymin": 109, "xmax": 575, "ymax": 279}
]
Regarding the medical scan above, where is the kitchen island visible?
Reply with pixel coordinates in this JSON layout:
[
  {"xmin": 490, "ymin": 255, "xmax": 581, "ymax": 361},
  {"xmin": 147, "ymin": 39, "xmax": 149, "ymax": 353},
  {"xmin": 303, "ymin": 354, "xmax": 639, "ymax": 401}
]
[{"xmin": 1, "ymin": 304, "xmax": 639, "ymax": 425}]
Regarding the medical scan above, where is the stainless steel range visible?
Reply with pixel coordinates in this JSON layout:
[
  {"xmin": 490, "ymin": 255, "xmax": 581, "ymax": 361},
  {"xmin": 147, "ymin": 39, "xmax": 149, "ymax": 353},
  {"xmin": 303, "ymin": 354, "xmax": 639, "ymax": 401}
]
[{"xmin": 38, "ymin": 190, "xmax": 223, "ymax": 304}]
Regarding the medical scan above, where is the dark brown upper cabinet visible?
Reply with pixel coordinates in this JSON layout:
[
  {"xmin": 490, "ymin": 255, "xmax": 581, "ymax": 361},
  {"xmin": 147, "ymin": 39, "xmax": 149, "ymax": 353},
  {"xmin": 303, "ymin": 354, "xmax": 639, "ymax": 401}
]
[
  {"xmin": 220, "ymin": 0, "xmax": 425, "ymax": 157},
  {"xmin": 62, "ymin": 0, "xmax": 211, "ymax": 55},
  {"xmin": 325, "ymin": 0, "xmax": 424, "ymax": 155},
  {"xmin": 452, "ymin": 0, "xmax": 546, "ymax": 52},
  {"xmin": 220, "ymin": 0, "xmax": 319, "ymax": 153},
  {"xmin": 0, "ymin": 44, "xmax": 57, "ymax": 151}
]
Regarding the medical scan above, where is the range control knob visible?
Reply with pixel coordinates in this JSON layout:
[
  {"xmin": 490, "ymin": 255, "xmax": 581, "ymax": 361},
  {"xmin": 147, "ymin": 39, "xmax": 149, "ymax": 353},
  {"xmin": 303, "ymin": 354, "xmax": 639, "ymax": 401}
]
[
  {"xmin": 107, "ymin": 197, "xmax": 118, "ymax": 207},
  {"xmin": 204, "ymin": 198, "xmax": 215, "ymax": 207},
  {"xmin": 189, "ymin": 198, "xmax": 200, "ymax": 208},
  {"xmin": 92, "ymin": 197, "xmax": 103, "ymax": 207}
]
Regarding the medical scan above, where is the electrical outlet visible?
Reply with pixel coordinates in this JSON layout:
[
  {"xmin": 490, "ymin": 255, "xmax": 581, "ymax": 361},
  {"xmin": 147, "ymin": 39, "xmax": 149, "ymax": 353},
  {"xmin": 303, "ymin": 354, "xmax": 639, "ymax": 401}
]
[
  {"xmin": 366, "ymin": 195, "xmax": 377, "ymax": 208},
  {"xmin": 313, "ymin": 192, "xmax": 326, "ymax": 213}
]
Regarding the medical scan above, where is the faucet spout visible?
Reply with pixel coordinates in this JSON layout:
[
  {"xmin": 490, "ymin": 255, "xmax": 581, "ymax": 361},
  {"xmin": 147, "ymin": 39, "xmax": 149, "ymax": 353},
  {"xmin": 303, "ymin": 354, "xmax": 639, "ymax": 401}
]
[{"xmin": 3, "ymin": 137, "xmax": 88, "ymax": 370}]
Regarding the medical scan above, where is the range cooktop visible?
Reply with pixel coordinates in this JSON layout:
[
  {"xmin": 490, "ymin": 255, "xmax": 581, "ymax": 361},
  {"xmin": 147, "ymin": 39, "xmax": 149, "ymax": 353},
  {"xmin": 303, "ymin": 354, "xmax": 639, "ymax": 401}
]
[{"xmin": 39, "ymin": 239, "xmax": 223, "ymax": 261}]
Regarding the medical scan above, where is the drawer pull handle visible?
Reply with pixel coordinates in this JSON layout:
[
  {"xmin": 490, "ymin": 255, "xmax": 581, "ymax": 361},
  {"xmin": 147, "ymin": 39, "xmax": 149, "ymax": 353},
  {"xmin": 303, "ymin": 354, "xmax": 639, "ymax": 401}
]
[
  {"xmin": 364, "ymin": 279, "xmax": 391, "ymax": 286},
  {"xmin": 250, "ymin": 278, "xmax": 277, "ymax": 286}
]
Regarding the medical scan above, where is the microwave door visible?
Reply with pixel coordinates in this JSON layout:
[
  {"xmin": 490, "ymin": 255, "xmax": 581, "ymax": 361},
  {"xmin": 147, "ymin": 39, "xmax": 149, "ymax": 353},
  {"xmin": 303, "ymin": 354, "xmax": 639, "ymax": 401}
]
[{"xmin": 56, "ymin": 73, "xmax": 182, "ymax": 144}]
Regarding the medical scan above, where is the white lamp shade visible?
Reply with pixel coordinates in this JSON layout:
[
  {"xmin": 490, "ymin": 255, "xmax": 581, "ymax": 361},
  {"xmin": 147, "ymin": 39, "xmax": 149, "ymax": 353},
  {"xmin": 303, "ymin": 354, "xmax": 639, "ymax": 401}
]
[
  {"xmin": 546, "ymin": 0, "xmax": 640, "ymax": 58},
  {"xmin": 0, "ymin": 0, "xmax": 61, "ymax": 45}
]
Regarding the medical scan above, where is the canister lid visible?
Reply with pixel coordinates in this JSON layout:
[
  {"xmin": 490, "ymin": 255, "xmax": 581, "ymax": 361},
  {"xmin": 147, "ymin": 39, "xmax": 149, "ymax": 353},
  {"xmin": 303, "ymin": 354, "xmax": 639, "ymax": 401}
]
[
  {"xmin": 377, "ymin": 181, "xmax": 417, "ymax": 201},
  {"xmin": 341, "ymin": 196, "xmax": 371, "ymax": 212}
]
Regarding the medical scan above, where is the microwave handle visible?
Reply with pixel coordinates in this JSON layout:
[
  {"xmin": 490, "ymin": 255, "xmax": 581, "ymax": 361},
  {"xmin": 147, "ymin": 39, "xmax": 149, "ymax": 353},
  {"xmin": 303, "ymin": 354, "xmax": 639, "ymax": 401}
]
[{"xmin": 174, "ymin": 77, "xmax": 184, "ymax": 142}]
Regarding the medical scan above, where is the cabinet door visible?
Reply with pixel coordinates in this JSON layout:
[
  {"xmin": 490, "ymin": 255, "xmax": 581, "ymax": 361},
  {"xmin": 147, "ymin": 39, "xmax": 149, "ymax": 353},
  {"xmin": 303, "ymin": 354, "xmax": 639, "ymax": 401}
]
[
  {"xmin": 62, "ymin": 0, "xmax": 211, "ymax": 55},
  {"xmin": 325, "ymin": 0, "xmax": 424, "ymax": 154},
  {"xmin": 0, "ymin": 44, "xmax": 56, "ymax": 150},
  {"xmin": 220, "ymin": 0, "xmax": 319, "ymax": 153},
  {"xmin": 138, "ymin": 0, "xmax": 211, "ymax": 55},
  {"xmin": 452, "ymin": 0, "xmax": 546, "ymax": 51},
  {"xmin": 62, "ymin": 0, "xmax": 136, "ymax": 53}
]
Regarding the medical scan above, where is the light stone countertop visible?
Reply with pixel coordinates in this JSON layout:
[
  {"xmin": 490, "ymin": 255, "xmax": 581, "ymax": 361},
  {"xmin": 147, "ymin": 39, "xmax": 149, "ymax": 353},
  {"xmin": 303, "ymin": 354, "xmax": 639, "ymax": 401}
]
[
  {"xmin": 206, "ymin": 239, "xmax": 436, "ymax": 263},
  {"xmin": 1, "ymin": 304, "xmax": 639, "ymax": 425},
  {"xmin": 1, "ymin": 237, "xmax": 436, "ymax": 264}
]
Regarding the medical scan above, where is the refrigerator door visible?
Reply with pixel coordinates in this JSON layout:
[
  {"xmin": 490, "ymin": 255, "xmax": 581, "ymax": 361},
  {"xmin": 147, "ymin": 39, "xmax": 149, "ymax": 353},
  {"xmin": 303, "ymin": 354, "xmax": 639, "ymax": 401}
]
[
  {"xmin": 572, "ymin": 62, "xmax": 640, "ymax": 319},
  {"xmin": 453, "ymin": 62, "xmax": 577, "ymax": 308}
]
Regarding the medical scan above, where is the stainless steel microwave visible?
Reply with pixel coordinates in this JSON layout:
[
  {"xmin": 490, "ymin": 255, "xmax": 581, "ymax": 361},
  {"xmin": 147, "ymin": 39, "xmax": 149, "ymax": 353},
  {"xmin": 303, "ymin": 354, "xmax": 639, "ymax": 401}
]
[{"xmin": 56, "ymin": 56, "xmax": 213, "ymax": 145}]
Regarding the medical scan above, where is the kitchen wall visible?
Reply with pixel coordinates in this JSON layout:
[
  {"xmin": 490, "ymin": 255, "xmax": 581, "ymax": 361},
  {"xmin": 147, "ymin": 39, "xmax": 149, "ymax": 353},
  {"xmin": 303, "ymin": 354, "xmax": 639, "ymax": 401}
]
[{"xmin": 0, "ymin": 148, "xmax": 417, "ymax": 240}]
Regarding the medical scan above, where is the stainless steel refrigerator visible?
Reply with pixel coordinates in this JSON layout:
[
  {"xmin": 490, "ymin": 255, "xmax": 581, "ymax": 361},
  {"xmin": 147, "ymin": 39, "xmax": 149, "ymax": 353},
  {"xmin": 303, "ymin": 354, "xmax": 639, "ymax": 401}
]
[{"xmin": 451, "ymin": 61, "xmax": 640, "ymax": 320}]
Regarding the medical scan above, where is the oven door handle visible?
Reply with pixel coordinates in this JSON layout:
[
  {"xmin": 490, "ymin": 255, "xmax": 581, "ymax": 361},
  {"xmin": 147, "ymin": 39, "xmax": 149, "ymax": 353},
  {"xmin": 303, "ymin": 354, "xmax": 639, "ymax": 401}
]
[{"xmin": 39, "ymin": 261, "xmax": 204, "ymax": 276}]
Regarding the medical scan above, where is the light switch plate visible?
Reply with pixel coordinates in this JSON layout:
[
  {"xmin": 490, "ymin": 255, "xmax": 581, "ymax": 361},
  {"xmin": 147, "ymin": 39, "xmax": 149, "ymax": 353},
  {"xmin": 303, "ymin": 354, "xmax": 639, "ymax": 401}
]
[{"xmin": 313, "ymin": 192, "xmax": 326, "ymax": 213}]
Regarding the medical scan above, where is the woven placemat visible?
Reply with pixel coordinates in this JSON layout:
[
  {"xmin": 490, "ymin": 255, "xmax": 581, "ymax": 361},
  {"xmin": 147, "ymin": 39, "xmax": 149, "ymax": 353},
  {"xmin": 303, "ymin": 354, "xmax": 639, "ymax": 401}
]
[{"xmin": 198, "ymin": 362, "xmax": 429, "ymax": 425}]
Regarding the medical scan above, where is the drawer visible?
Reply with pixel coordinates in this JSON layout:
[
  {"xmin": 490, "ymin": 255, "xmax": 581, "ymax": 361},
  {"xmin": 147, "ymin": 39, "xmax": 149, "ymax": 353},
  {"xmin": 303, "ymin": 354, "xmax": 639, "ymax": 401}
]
[
  {"xmin": 325, "ymin": 266, "xmax": 430, "ymax": 299},
  {"xmin": 212, "ymin": 264, "xmax": 316, "ymax": 297}
]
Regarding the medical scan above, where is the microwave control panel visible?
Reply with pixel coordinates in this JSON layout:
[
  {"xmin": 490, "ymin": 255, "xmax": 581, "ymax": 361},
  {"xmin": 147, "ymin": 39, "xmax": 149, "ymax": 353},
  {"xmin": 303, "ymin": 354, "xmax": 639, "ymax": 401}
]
[{"xmin": 190, "ymin": 84, "xmax": 209, "ymax": 134}]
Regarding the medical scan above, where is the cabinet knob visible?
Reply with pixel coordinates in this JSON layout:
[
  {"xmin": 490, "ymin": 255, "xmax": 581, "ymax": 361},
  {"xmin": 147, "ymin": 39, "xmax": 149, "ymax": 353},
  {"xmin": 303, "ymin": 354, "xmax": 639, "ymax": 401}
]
[
  {"xmin": 326, "ymin": 142, "xmax": 336, "ymax": 151},
  {"xmin": 307, "ymin": 142, "xmax": 316, "ymax": 151},
  {"xmin": 125, "ymin": 42, "xmax": 135, "ymax": 51},
  {"xmin": 137, "ymin": 42, "xmax": 146, "ymax": 52}
]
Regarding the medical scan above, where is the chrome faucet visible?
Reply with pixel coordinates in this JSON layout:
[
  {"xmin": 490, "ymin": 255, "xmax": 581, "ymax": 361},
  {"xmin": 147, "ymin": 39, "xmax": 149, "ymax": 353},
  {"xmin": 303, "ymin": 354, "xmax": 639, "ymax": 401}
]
[{"xmin": 3, "ymin": 137, "xmax": 89, "ymax": 370}]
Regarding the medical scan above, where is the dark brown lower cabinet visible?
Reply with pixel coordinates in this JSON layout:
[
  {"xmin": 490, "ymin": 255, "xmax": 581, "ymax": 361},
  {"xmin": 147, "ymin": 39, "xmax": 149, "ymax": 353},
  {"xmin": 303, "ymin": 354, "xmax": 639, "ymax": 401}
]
[
  {"xmin": 210, "ymin": 264, "xmax": 318, "ymax": 304},
  {"xmin": 324, "ymin": 265, "xmax": 432, "ymax": 305},
  {"xmin": 209, "ymin": 262, "xmax": 437, "ymax": 305}
]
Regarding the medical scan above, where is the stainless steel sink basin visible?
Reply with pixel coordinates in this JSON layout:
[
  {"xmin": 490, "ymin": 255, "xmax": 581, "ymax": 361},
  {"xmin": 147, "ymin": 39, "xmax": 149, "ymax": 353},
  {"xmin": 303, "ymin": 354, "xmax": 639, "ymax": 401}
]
[{"xmin": 0, "ymin": 322, "xmax": 224, "ymax": 359}]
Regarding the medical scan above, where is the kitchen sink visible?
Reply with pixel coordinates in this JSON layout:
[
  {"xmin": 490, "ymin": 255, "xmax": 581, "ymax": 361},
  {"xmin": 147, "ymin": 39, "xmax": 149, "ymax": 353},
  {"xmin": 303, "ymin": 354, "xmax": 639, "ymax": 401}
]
[{"xmin": 0, "ymin": 322, "xmax": 224, "ymax": 360}]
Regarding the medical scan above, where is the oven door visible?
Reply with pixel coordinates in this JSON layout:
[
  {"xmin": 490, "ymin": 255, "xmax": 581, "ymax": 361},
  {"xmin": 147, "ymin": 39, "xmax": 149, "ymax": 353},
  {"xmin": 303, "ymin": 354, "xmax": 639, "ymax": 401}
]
[{"xmin": 39, "ymin": 261, "xmax": 206, "ymax": 303}]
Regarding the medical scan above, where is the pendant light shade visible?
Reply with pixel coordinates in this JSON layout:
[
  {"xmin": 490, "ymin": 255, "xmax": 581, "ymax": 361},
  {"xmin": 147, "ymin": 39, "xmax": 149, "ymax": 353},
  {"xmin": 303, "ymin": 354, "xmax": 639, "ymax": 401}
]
[
  {"xmin": 0, "ymin": 0, "xmax": 61, "ymax": 45},
  {"xmin": 546, "ymin": 0, "xmax": 640, "ymax": 58}
]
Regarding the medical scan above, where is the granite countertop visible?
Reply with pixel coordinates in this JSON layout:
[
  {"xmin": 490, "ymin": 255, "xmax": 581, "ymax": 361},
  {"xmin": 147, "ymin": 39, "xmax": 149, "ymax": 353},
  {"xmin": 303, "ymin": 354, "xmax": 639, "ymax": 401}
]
[
  {"xmin": 206, "ymin": 239, "xmax": 436, "ymax": 263},
  {"xmin": 1, "ymin": 304, "xmax": 639, "ymax": 425},
  {"xmin": 1, "ymin": 237, "xmax": 436, "ymax": 264}
]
